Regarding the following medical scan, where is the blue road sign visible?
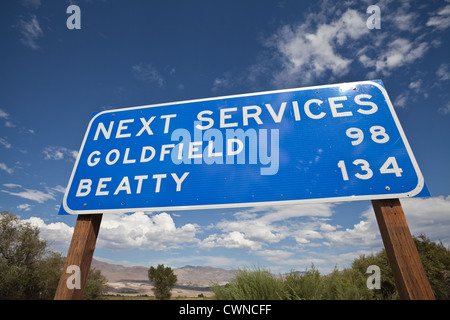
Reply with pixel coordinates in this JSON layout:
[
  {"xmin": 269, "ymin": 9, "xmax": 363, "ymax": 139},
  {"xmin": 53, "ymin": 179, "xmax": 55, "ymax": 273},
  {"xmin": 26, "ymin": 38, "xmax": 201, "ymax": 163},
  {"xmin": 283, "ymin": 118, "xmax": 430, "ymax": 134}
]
[{"xmin": 62, "ymin": 80, "xmax": 429, "ymax": 214}]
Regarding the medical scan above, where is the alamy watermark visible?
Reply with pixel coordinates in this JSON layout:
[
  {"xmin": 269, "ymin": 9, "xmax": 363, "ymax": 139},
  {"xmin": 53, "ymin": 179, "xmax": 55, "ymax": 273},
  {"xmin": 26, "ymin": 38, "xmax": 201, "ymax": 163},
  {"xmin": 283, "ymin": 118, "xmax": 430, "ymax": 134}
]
[
  {"xmin": 67, "ymin": 5, "xmax": 380, "ymax": 31},
  {"xmin": 366, "ymin": 265, "xmax": 381, "ymax": 289},
  {"xmin": 66, "ymin": 265, "xmax": 81, "ymax": 289},
  {"xmin": 367, "ymin": 5, "xmax": 381, "ymax": 29},
  {"xmin": 168, "ymin": 122, "xmax": 280, "ymax": 175},
  {"xmin": 67, "ymin": 5, "xmax": 81, "ymax": 30}
]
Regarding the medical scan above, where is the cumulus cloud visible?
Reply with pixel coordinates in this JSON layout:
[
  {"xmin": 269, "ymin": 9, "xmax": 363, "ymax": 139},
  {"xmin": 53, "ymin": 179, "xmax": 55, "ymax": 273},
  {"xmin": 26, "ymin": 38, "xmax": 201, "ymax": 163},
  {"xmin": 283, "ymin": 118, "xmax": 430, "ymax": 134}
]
[
  {"xmin": 321, "ymin": 196, "xmax": 450, "ymax": 249},
  {"xmin": 199, "ymin": 196, "xmax": 450, "ymax": 271},
  {"xmin": 322, "ymin": 212, "xmax": 380, "ymax": 248},
  {"xmin": 201, "ymin": 231, "xmax": 263, "ymax": 251},
  {"xmin": 13, "ymin": 196, "xmax": 450, "ymax": 272},
  {"xmin": 25, "ymin": 217, "xmax": 74, "ymax": 249},
  {"xmin": 200, "ymin": 203, "xmax": 336, "ymax": 251},
  {"xmin": 97, "ymin": 211, "xmax": 199, "ymax": 250},
  {"xmin": 401, "ymin": 196, "xmax": 450, "ymax": 247},
  {"xmin": 20, "ymin": 211, "xmax": 200, "ymax": 252},
  {"xmin": 213, "ymin": 0, "xmax": 443, "ymax": 94},
  {"xmin": 265, "ymin": 9, "xmax": 369, "ymax": 87}
]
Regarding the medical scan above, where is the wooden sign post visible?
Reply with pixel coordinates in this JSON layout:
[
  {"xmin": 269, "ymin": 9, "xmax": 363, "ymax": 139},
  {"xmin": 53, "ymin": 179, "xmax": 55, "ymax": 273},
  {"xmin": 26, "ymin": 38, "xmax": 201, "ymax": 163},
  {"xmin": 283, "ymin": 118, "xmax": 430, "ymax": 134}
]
[
  {"xmin": 372, "ymin": 199, "xmax": 435, "ymax": 300},
  {"xmin": 54, "ymin": 214, "xmax": 102, "ymax": 300}
]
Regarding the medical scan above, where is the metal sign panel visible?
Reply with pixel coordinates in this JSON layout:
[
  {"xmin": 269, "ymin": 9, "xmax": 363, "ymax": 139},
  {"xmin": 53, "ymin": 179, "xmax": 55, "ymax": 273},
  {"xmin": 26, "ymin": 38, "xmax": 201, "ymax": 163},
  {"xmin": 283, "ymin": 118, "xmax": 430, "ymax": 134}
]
[{"xmin": 62, "ymin": 80, "xmax": 428, "ymax": 214}]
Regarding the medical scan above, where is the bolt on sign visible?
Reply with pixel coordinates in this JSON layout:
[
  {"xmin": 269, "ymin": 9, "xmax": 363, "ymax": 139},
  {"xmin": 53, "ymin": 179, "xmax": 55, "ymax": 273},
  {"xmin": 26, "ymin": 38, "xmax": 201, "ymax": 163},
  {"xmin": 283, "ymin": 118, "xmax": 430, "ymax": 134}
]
[{"xmin": 60, "ymin": 80, "xmax": 429, "ymax": 215}]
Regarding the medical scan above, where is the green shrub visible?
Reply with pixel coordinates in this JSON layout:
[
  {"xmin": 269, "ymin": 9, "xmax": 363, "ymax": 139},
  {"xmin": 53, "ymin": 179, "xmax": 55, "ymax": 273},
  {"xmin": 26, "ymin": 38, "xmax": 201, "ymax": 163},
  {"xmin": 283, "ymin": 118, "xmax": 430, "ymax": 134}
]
[{"xmin": 213, "ymin": 266, "xmax": 284, "ymax": 300}]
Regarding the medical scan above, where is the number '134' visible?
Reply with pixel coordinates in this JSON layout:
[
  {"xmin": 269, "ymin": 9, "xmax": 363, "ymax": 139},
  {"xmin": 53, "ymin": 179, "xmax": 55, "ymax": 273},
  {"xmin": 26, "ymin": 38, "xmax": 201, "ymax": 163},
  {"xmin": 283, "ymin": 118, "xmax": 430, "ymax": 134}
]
[{"xmin": 338, "ymin": 157, "xmax": 403, "ymax": 181}]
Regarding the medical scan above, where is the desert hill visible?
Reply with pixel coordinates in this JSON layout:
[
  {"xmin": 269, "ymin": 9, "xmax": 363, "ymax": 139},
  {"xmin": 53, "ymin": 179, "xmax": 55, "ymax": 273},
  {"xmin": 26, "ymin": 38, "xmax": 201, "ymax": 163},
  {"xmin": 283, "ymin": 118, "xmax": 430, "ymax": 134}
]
[{"xmin": 92, "ymin": 259, "xmax": 235, "ymax": 288}]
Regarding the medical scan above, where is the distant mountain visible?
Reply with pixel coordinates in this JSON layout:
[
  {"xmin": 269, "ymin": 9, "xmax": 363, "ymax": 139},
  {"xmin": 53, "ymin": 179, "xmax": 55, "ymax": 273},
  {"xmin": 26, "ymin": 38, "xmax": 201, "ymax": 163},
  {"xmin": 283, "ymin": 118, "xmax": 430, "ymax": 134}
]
[
  {"xmin": 91, "ymin": 259, "xmax": 148, "ymax": 282},
  {"xmin": 91, "ymin": 259, "xmax": 236, "ymax": 287},
  {"xmin": 175, "ymin": 265, "xmax": 236, "ymax": 286}
]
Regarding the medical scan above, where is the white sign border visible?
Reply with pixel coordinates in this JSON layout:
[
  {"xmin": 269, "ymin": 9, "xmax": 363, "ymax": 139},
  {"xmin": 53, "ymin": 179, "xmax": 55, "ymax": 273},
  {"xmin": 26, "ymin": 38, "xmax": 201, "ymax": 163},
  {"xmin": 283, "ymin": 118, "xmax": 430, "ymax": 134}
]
[{"xmin": 62, "ymin": 80, "xmax": 425, "ymax": 214}]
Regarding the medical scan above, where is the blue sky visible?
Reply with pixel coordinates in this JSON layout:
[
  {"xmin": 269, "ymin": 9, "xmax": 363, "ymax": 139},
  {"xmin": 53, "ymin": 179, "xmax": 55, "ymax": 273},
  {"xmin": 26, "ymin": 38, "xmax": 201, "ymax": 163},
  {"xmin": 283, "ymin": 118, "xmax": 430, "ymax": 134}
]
[{"xmin": 1, "ymin": 0, "xmax": 449, "ymax": 273}]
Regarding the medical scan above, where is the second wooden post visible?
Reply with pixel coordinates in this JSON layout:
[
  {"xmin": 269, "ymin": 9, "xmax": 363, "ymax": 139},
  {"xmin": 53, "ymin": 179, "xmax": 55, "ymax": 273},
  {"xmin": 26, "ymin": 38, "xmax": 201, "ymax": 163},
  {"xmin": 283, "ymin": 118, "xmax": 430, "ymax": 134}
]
[{"xmin": 372, "ymin": 198, "xmax": 434, "ymax": 300}]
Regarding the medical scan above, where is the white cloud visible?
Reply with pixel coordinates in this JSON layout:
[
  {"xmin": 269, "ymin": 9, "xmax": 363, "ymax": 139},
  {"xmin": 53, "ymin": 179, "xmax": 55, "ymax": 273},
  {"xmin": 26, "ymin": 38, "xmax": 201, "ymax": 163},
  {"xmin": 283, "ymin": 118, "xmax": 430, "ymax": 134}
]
[
  {"xmin": 97, "ymin": 211, "xmax": 199, "ymax": 250},
  {"xmin": 256, "ymin": 203, "xmax": 335, "ymax": 222},
  {"xmin": 401, "ymin": 196, "xmax": 450, "ymax": 246},
  {"xmin": 52, "ymin": 185, "xmax": 67, "ymax": 194},
  {"xmin": 216, "ymin": 219, "xmax": 284, "ymax": 244},
  {"xmin": 319, "ymin": 223, "xmax": 337, "ymax": 232},
  {"xmin": 255, "ymin": 249, "xmax": 294, "ymax": 261},
  {"xmin": 408, "ymin": 80, "xmax": 423, "ymax": 92},
  {"xmin": 0, "ymin": 109, "xmax": 15, "ymax": 128},
  {"xmin": 212, "ymin": 77, "xmax": 232, "ymax": 92},
  {"xmin": 24, "ymin": 217, "xmax": 73, "ymax": 249},
  {"xmin": 132, "ymin": 63, "xmax": 165, "ymax": 87},
  {"xmin": 201, "ymin": 203, "xmax": 336, "ymax": 251},
  {"xmin": 212, "ymin": 1, "xmax": 443, "ymax": 93},
  {"xmin": 438, "ymin": 102, "xmax": 450, "ymax": 115},
  {"xmin": 0, "ymin": 138, "xmax": 12, "ymax": 149},
  {"xmin": 394, "ymin": 91, "xmax": 409, "ymax": 109},
  {"xmin": 391, "ymin": 80, "xmax": 428, "ymax": 110},
  {"xmin": 390, "ymin": 10, "xmax": 420, "ymax": 32},
  {"xmin": 17, "ymin": 203, "xmax": 32, "ymax": 211},
  {"xmin": 42, "ymin": 146, "xmax": 78, "ymax": 161},
  {"xmin": 292, "ymin": 227, "xmax": 323, "ymax": 245},
  {"xmin": 1, "ymin": 184, "xmax": 56, "ymax": 203},
  {"xmin": 0, "ymin": 163, "xmax": 14, "ymax": 174},
  {"xmin": 198, "ymin": 196, "xmax": 450, "ymax": 270},
  {"xmin": 321, "ymin": 196, "xmax": 450, "ymax": 249},
  {"xmin": 16, "ymin": 15, "xmax": 43, "ymax": 50},
  {"xmin": 201, "ymin": 231, "xmax": 263, "ymax": 251},
  {"xmin": 3, "ymin": 183, "xmax": 22, "ymax": 188},
  {"xmin": 265, "ymin": 9, "xmax": 368, "ymax": 87},
  {"xmin": 16, "ymin": 196, "xmax": 449, "ymax": 273},
  {"xmin": 372, "ymin": 38, "xmax": 429, "ymax": 76},
  {"xmin": 322, "ymin": 212, "xmax": 380, "ymax": 248},
  {"xmin": 427, "ymin": 4, "xmax": 450, "ymax": 31},
  {"xmin": 5, "ymin": 121, "xmax": 16, "ymax": 128},
  {"xmin": 21, "ymin": 212, "xmax": 199, "ymax": 252},
  {"xmin": 436, "ymin": 63, "xmax": 450, "ymax": 81},
  {"xmin": 0, "ymin": 109, "xmax": 10, "ymax": 119}
]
